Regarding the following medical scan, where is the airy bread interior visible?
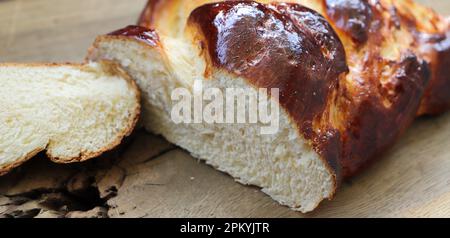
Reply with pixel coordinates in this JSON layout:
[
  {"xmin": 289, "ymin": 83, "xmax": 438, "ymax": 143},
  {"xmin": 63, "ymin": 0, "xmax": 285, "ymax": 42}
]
[
  {"xmin": 0, "ymin": 61, "xmax": 140, "ymax": 175},
  {"xmin": 89, "ymin": 36, "xmax": 335, "ymax": 212}
]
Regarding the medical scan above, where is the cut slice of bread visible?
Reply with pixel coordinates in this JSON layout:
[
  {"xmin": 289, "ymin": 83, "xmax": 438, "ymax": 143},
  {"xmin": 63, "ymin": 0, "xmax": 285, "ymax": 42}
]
[{"xmin": 0, "ymin": 61, "xmax": 140, "ymax": 175}]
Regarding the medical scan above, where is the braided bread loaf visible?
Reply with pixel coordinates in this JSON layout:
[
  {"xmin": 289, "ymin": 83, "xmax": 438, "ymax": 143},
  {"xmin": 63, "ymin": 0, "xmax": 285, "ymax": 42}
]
[{"xmin": 88, "ymin": 0, "xmax": 450, "ymax": 212}]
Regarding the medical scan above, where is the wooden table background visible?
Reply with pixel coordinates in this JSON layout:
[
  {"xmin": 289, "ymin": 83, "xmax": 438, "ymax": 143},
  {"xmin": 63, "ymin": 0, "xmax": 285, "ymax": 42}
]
[{"xmin": 1, "ymin": 0, "xmax": 450, "ymax": 218}]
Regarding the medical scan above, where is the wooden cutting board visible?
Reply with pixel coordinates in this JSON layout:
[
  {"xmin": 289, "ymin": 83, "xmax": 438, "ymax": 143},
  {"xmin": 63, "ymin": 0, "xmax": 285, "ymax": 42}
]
[{"xmin": 1, "ymin": 0, "xmax": 450, "ymax": 218}]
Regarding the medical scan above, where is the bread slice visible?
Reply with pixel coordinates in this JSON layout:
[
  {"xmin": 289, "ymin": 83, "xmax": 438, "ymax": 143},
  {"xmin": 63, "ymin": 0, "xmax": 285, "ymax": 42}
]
[{"xmin": 0, "ymin": 61, "xmax": 140, "ymax": 176}]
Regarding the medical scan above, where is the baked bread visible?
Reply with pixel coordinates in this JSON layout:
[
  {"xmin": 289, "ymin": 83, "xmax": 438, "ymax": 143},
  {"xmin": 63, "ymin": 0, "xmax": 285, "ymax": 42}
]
[
  {"xmin": 88, "ymin": 0, "xmax": 448, "ymax": 212},
  {"xmin": 0, "ymin": 61, "xmax": 140, "ymax": 176}
]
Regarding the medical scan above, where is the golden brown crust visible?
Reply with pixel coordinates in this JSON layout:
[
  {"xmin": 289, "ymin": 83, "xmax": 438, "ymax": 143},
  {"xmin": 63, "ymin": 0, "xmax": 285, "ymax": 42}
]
[
  {"xmin": 324, "ymin": 0, "xmax": 450, "ymax": 115},
  {"xmin": 373, "ymin": 0, "xmax": 449, "ymax": 115},
  {"xmin": 322, "ymin": 0, "xmax": 431, "ymax": 175},
  {"xmin": 324, "ymin": 0, "xmax": 373, "ymax": 44},
  {"xmin": 0, "ymin": 61, "xmax": 141, "ymax": 174}
]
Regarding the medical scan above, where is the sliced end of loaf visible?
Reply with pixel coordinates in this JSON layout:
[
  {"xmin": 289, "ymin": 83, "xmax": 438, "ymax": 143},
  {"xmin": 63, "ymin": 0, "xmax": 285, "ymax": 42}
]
[
  {"xmin": 88, "ymin": 31, "xmax": 336, "ymax": 213},
  {"xmin": 0, "ymin": 61, "xmax": 140, "ymax": 175}
]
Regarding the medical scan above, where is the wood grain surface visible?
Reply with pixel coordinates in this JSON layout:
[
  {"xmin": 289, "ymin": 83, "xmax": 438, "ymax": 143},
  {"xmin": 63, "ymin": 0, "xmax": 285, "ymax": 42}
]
[{"xmin": 0, "ymin": 0, "xmax": 450, "ymax": 218}]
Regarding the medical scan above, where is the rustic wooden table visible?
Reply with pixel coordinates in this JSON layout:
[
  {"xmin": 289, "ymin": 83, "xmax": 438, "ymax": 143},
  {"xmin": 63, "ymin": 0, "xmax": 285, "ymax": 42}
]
[{"xmin": 1, "ymin": 0, "xmax": 450, "ymax": 218}]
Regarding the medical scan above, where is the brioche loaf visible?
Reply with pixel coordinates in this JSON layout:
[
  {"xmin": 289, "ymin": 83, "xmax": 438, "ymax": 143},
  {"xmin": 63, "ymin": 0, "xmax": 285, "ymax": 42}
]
[
  {"xmin": 0, "ymin": 61, "xmax": 140, "ymax": 176},
  {"xmin": 88, "ymin": 0, "xmax": 450, "ymax": 212}
]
